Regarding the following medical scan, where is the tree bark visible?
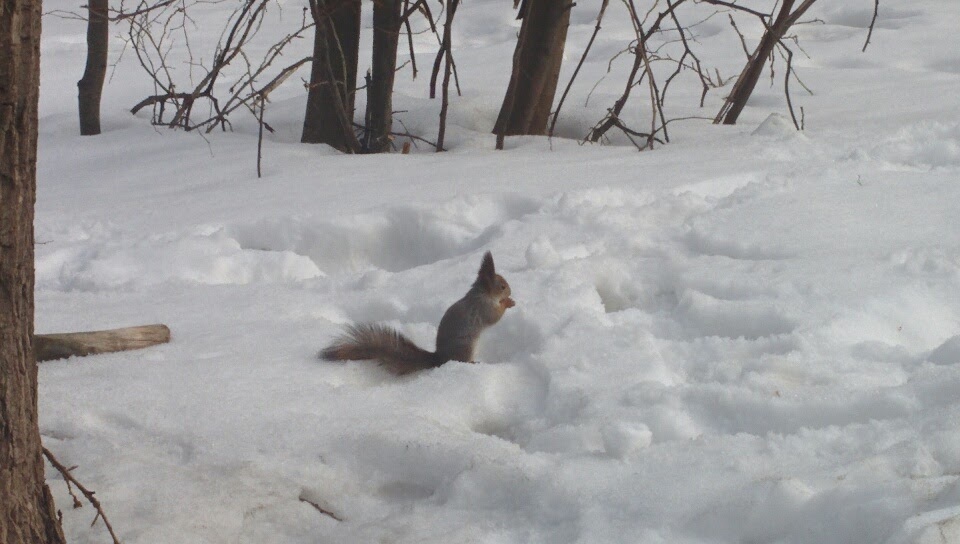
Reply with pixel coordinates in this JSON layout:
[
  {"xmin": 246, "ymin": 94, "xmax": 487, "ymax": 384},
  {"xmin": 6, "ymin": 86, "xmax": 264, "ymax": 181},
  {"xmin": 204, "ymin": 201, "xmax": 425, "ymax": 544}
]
[
  {"xmin": 302, "ymin": 0, "xmax": 362, "ymax": 152},
  {"xmin": 494, "ymin": 0, "xmax": 572, "ymax": 143},
  {"xmin": 78, "ymin": 0, "xmax": 108, "ymax": 135},
  {"xmin": 363, "ymin": 0, "xmax": 402, "ymax": 153},
  {"xmin": 0, "ymin": 1, "xmax": 69, "ymax": 542}
]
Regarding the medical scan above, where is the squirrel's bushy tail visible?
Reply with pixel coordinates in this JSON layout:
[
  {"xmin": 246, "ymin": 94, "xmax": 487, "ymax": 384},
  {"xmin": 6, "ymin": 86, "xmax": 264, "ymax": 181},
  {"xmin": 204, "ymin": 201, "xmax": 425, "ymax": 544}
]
[{"xmin": 320, "ymin": 323, "xmax": 443, "ymax": 375}]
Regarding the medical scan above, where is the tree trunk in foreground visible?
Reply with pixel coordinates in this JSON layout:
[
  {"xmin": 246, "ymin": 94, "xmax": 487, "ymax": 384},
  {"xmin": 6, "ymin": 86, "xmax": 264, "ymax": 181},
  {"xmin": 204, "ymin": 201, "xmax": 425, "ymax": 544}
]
[
  {"xmin": 78, "ymin": 0, "xmax": 108, "ymax": 135},
  {"xmin": 494, "ymin": 0, "xmax": 571, "ymax": 145},
  {"xmin": 363, "ymin": 0, "xmax": 402, "ymax": 153},
  {"xmin": 302, "ymin": 0, "xmax": 362, "ymax": 152},
  {"xmin": 0, "ymin": 1, "xmax": 69, "ymax": 542}
]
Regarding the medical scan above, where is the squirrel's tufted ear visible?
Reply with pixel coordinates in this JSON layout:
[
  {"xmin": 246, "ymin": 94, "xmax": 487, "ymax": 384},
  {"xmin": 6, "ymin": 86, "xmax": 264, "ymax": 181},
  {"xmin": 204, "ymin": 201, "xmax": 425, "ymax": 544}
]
[{"xmin": 475, "ymin": 251, "xmax": 496, "ymax": 288}]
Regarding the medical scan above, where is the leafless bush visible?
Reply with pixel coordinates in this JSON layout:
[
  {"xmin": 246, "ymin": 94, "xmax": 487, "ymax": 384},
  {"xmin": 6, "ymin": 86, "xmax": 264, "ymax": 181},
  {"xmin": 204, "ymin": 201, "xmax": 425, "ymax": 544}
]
[
  {"xmin": 581, "ymin": 0, "xmax": 724, "ymax": 150},
  {"xmin": 124, "ymin": 0, "xmax": 314, "ymax": 134},
  {"xmin": 561, "ymin": 0, "xmax": 880, "ymax": 149}
]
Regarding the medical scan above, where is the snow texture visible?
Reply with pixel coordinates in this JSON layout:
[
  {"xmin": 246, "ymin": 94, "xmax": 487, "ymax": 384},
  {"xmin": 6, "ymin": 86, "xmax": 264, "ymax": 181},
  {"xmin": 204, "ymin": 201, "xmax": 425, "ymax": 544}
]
[{"xmin": 35, "ymin": 1, "xmax": 960, "ymax": 543}]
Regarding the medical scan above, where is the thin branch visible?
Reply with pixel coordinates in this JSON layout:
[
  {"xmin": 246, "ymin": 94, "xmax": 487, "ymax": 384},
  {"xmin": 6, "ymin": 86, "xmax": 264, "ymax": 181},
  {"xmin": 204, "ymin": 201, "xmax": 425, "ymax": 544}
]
[
  {"xmin": 588, "ymin": 0, "xmax": 688, "ymax": 143},
  {"xmin": 435, "ymin": 0, "xmax": 460, "ymax": 151},
  {"xmin": 43, "ymin": 447, "xmax": 121, "ymax": 544},
  {"xmin": 350, "ymin": 120, "xmax": 441, "ymax": 151},
  {"xmin": 862, "ymin": 0, "xmax": 879, "ymax": 52},
  {"xmin": 728, "ymin": 13, "xmax": 750, "ymax": 57},
  {"xmin": 778, "ymin": 41, "xmax": 799, "ymax": 129},
  {"xmin": 111, "ymin": 0, "xmax": 178, "ymax": 21},
  {"xmin": 549, "ymin": 0, "xmax": 610, "ymax": 138},
  {"xmin": 299, "ymin": 497, "xmax": 343, "ymax": 522},
  {"xmin": 256, "ymin": 96, "xmax": 265, "ymax": 177},
  {"xmin": 428, "ymin": 1, "xmax": 460, "ymax": 99},
  {"xmin": 402, "ymin": 0, "xmax": 418, "ymax": 78}
]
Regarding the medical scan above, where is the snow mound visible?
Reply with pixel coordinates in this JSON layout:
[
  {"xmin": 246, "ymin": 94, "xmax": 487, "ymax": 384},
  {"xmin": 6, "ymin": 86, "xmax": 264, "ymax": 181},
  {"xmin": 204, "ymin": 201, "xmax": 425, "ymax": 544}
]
[
  {"xmin": 929, "ymin": 336, "xmax": 960, "ymax": 365},
  {"xmin": 36, "ymin": 226, "xmax": 322, "ymax": 290},
  {"xmin": 874, "ymin": 121, "xmax": 960, "ymax": 170},
  {"xmin": 751, "ymin": 113, "xmax": 799, "ymax": 138},
  {"xmin": 229, "ymin": 194, "xmax": 541, "ymax": 274}
]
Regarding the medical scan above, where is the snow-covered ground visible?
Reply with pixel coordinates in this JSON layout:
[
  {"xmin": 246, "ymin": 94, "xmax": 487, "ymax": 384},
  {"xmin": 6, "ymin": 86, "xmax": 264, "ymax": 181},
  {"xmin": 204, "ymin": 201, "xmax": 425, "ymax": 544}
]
[{"xmin": 35, "ymin": 1, "xmax": 960, "ymax": 543}]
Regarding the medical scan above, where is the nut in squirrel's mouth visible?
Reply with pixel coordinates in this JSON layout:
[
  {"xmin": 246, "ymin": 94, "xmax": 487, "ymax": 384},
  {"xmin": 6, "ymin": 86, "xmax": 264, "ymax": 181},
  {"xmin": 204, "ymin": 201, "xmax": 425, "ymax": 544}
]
[{"xmin": 502, "ymin": 297, "xmax": 516, "ymax": 308}]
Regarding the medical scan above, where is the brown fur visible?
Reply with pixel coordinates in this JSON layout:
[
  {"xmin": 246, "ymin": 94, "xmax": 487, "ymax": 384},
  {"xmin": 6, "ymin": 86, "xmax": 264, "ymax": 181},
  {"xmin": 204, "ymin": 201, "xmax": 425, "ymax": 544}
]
[{"xmin": 320, "ymin": 323, "xmax": 443, "ymax": 374}]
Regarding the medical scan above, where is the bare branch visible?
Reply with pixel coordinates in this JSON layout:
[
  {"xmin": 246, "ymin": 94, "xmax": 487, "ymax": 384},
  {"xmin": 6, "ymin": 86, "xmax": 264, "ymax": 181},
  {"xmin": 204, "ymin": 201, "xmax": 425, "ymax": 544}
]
[
  {"xmin": 299, "ymin": 497, "xmax": 343, "ymax": 521},
  {"xmin": 862, "ymin": 0, "xmax": 879, "ymax": 52},
  {"xmin": 778, "ymin": 41, "xmax": 799, "ymax": 129},
  {"xmin": 728, "ymin": 13, "xmax": 750, "ymax": 57},
  {"xmin": 43, "ymin": 447, "xmax": 121, "ymax": 544},
  {"xmin": 436, "ymin": 0, "xmax": 460, "ymax": 151},
  {"xmin": 695, "ymin": 0, "xmax": 769, "ymax": 20},
  {"xmin": 549, "ymin": 0, "xmax": 610, "ymax": 138}
]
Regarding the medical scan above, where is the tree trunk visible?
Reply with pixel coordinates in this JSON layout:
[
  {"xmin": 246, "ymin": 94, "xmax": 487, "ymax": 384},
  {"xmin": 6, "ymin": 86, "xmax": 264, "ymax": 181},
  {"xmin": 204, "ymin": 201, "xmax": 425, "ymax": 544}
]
[
  {"xmin": 494, "ymin": 0, "xmax": 571, "ymax": 144},
  {"xmin": 302, "ymin": 0, "xmax": 362, "ymax": 152},
  {"xmin": 0, "ymin": 1, "xmax": 69, "ymax": 542},
  {"xmin": 78, "ymin": 0, "xmax": 108, "ymax": 136},
  {"xmin": 363, "ymin": 0, "xmax": 402, "ymax": 153},
  {"xmin": 715, "ymin": 0, "xmax": 816, "ymax": 125}
]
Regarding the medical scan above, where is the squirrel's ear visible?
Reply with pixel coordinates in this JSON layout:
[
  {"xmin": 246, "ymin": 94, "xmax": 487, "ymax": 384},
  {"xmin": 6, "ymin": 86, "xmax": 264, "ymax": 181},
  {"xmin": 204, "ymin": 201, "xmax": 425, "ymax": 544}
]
[{"xmin": 476, "ymin": 251, "xmax": 496, "ymax": 286}]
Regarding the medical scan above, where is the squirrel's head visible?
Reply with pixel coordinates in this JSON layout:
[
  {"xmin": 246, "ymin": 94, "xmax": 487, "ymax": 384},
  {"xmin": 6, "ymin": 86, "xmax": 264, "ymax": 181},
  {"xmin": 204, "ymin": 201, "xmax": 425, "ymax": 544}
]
[{"xmin": 474, "ymin": 251, "xmax": 515, "ymax": 311}]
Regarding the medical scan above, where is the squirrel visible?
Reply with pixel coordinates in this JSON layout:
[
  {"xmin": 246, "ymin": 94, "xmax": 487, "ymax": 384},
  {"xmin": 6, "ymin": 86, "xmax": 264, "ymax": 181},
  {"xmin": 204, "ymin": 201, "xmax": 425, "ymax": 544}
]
[{"xmin": 320, "ymin": 251, "xmax": 515, "ymax": 374}]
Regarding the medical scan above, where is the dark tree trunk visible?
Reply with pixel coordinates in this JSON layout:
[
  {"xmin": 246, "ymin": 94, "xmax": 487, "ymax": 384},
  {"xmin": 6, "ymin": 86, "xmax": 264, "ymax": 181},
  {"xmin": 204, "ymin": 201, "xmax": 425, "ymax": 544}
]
[
  {"xmin": 0, "ymin": 1, "xmax": 69, "ymax": 543},
  {"xmin": 715, "ymin": 0, "xmax": 816, "ymax": 125},
  {"xmin": 78, "ymin": 0, "xmax": 108, "ymax": 135},
  {"xmin": 302, "ymin": 0, "xmax": 362, "ymax": 152},
  {"xmin": 363, "ymin": 0, "xmax": 402, "ymax": 153},
  {"xmin": 494, "ymin": 0, "xmax": 571, "ymax": 145}
]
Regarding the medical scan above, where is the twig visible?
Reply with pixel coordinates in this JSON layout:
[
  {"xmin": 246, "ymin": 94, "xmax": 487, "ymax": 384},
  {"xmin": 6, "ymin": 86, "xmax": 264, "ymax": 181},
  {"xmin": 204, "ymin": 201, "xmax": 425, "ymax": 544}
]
[
  {"xmin": 352, "ymin": 120, "xmax": 441, "ymax": 151},
  {"xmin": 256, "ymin": 96, "xmax": 265, "ymax": 177},
  {"xmin": 862, "ymin": 0, "xmax": 879, "ymax": 52},
  {"xmin": 111, "ymin": 0, "xmax": 177, "ymax": 22},
  {"xmin": 696, "ymin": 0, "xmax": 769, "ymax": 20},
  {"xmin": 728, "ymin": 13, "xmax": 750, "ymax": 57},
  {"xmin": 435, "ymin": 0, "xmax": 460, "ymax": 152},
  {"xmin": 402, "ymin": 0, "xmax": 418, "ymax": 78},
  {"xmin": 428, "ymin": 2, "xmax": 460, "ymax": 99},
  {"xmin": 299, "ymin": 497, "xmax": 343, "ymax": 521},
  {"xmin": 42, "ymin": 447, "xmax": 121, "ymax": 544},
  {"xmin": 587, "ymin": 0, "xmax": 688, "ymax": 143},
  {"xmin": 127, "ymin": 0, "xmax": 315, "ymax": 138},
  {"xmin": 549, "ymin": 0, "xmax": 610, "ymax": 138},
  {"xmin": 778, "ymin": 41, "xmax": 799, "ymax": 130}
]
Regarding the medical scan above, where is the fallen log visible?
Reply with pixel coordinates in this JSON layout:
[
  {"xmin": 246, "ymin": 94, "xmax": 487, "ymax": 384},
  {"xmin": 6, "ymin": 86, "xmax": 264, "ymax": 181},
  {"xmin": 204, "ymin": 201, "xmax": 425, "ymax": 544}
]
[{"xmin": 35, "ymin": 324, "xmax": 171, "ymax": 362}]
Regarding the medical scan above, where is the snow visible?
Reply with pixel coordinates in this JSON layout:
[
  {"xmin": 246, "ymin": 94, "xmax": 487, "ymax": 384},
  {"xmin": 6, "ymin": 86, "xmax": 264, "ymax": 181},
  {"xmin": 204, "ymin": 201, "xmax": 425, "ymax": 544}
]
[{"xmin": 33, "ymin": 1, "xmax": 960, "ymax": 543}]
